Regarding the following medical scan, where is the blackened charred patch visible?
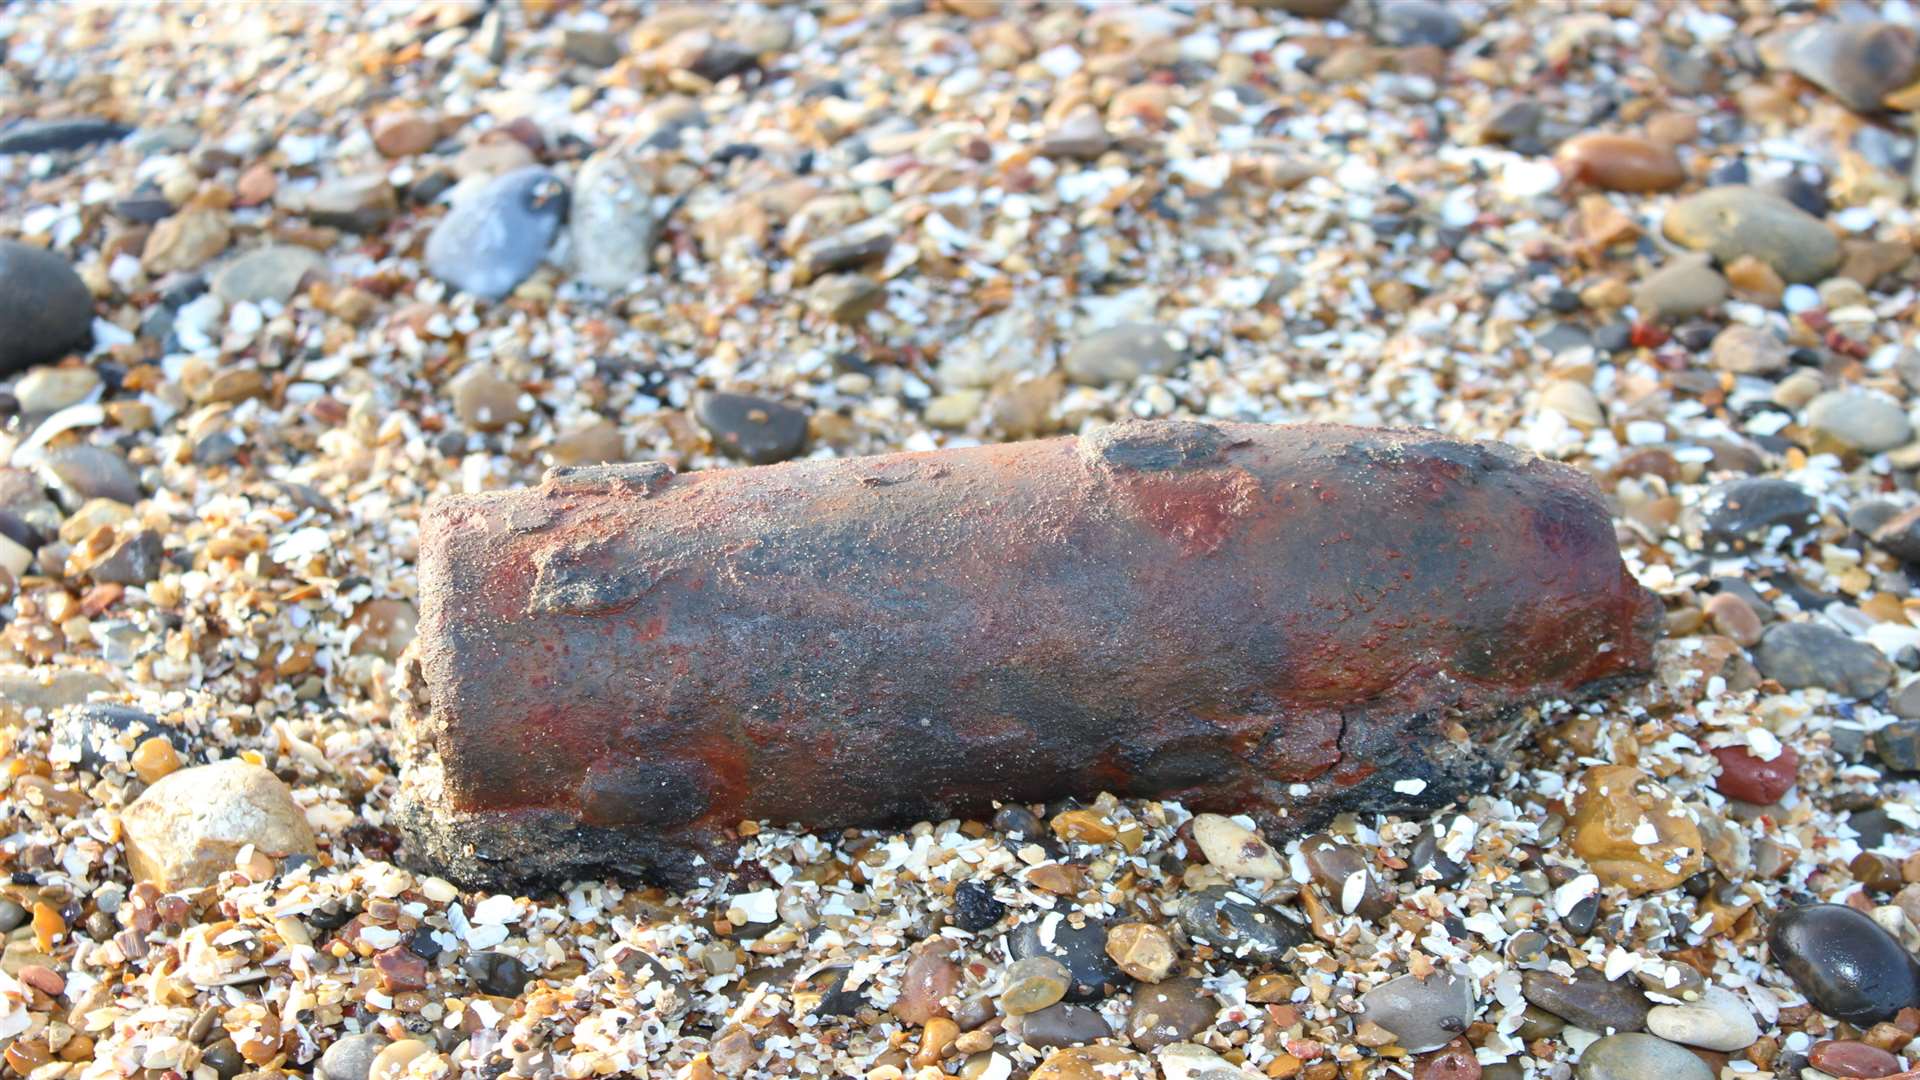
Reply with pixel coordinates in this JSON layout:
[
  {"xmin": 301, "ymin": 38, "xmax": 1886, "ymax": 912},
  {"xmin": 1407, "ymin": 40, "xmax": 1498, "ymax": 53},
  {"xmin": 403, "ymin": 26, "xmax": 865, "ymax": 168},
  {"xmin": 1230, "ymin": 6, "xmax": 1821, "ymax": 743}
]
[{"xmin": 579, "ymin": 761, "xmax": 710, "ymax": 828}]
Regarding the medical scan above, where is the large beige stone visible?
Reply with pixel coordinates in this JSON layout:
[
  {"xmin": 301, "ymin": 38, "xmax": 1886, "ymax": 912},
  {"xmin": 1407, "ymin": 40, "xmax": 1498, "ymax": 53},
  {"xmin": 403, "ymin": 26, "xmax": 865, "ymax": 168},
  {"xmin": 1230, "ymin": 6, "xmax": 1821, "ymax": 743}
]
[{"xmin": 122, "ymin": 759, "xmax": 316, "ymax": 889}]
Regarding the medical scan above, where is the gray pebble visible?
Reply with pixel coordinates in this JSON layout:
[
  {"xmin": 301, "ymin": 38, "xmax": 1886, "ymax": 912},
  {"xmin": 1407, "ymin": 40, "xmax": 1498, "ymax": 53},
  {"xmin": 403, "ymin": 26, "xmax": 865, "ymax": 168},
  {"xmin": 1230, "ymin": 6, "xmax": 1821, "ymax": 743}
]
[
  {"xmin": 426, "ymin": 167, "xmax": 569, "ymax": 300},
  {"xmin": 1577, "ymin": 1033, "xmax": 1714, "ymax": 1080},
  {"xmin": 1010, "ymin": 1002, "xmax": 1111, "ymax": 1049},
  {"xmin": 1694, "ymin": 478, "xmax": 1817, "ymax": 554},
  {"xmin": 1752, "ymin": 622, "xmax": 1893, "ymax": 699},
  {"xmin": 1807, "ymin": 387, "xmax": 1914, "ymax": 454},
  {"xmin": 1177, "ymin": 886, "xmax": 1306, "ymax": 962},
  {"xmin": 43, "ymin": 445, "xmax": 142, "ymax": 506},
  {"xmin": 1645, "ymin": 986, "xmax": 1759, "ymax": 1052},
  {"xmin": 316, "ymin": 1032, "xmax": 390, "ymax": 1080},
  {"xmin": 1357, "ymin": 967, "xmax": 1477, "ymax": 1052},
  {"xmin": 1062, "ymin": 323, "xmax": 1188, "ymax": 386}
]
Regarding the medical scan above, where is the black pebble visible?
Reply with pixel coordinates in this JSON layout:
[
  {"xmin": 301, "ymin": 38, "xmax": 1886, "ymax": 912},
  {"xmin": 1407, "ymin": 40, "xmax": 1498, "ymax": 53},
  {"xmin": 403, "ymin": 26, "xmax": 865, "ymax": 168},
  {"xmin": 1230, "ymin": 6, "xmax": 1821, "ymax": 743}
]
[
  {"xmin": 463, "ymin": 950, "xmax": 532, "ymax": 997},
  {"xmin": 407, "ymin": 927, "xmax": 443, "ymax": 960},
  {"xmin": 1769, "ymin": 904, "xmax": 1920, "ymax": 1026},
  {"xmin": 1563, "ymin": 894, "xmax": 1599, "ymax": 937},
  {"xmin": 1008, "ymin": 918, "xmax": 1126, "ymax": 1003},
  {"xmin": 952, "ymin": 881, "xmax": 1006, "ymax": 932}
]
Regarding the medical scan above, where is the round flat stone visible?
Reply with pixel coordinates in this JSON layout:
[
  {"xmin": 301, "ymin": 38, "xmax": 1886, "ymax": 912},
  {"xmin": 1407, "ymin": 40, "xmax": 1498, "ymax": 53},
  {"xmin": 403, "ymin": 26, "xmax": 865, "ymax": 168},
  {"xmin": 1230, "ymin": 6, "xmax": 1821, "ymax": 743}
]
[
  {"xmin": 1807, "ymin": 388, "xmax": 1914, "ymax": 454},
  {"xmin": 1663, "ymin": 187, "xmax": 1842, "ymax": 285},
  {"xmin": 424, "ymin": 167, "xmax": 569, "ymax": 300},
  {"xmin": 1011, "ymin": 1002, "xmax": 1111, "ymax": 1049},
  {"xmin": 1808, "ymin": 1040, "xmax": 1903, "ymax": 1079},
  {"xmin": 1576, "ymin": 1033, "xmax": 1714, "ymax": 1080},
  {"xmin": 1125, "ymin": 977, "xmax": 1217, "ymax": 1051},
  {"xmin": 1645, "ymin": 986, "xmax": 1759, "ymax": 1051},
  {"xmin": 1177, "ymin": 886, "xmax": 1307, "ymax": 962},
  {"xmin": 1752, "ymin": 623, "xmax": 1893, "ymax": 699},
  {"xmin": 1711, "ymin": 745, "xmax": 1799, "ymax": 805},
  {"xmin": 1695, "ymin": 479, "xmax": 1817, "ymax": 553},
  {"xmin": 1358, "ymin": 968, "xmax": 1478, "ymax": 1052},
  {"xmin": 695, "ymin": 392, "xmax": 810, "ymax": 465}
]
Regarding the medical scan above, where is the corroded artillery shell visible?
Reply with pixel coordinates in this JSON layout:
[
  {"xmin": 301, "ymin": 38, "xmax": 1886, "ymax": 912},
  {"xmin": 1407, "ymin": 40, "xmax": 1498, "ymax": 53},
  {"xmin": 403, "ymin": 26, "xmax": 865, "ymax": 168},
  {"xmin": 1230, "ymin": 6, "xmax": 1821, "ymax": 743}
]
[{"xmin": 395, "ymin": 420, "xmax": 1660, "ymax": 887}]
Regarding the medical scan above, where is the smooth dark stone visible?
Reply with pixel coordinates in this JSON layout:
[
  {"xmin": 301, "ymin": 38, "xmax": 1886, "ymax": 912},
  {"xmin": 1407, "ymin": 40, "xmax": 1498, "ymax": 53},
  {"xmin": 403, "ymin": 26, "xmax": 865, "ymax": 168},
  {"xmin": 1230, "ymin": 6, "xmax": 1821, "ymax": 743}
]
[
  {"xmin": 43, "ymin": 445, "xmax": 141, "ymax": 506},
  {"xmin": 1769, "ymin": 904, "xmax": 1920, "ymax": 1026},
  {"xmin": 0, "ymin": 899, "xmax": 27, "ymax": 932},
  {"xmin": 113, "ymin": 186, "xmax": 176, "ymax": 225},
  {"xmin": 1408, "ymin": 833, "xmax": 1467, "ymax": 886},
  {"xmin": 1374, "ymin": 0, "xmax": 1466, "ymax": 48},
  {"xmin": 1522, "ymin": 968, "xmax": 1652, "ymax": 1033},
  {"xmin": 1752, "ymin": 622, "xmax": 1894, "ymax": 699},
  {"xmin": 694, "ymin": 391, "xmax": 809, "ymax": 465},
  {"xmin": 1125, "ymin": 977, "xmax": 1217, "ymax": 1051},
  {"xmin": 1008, "ymin": 917, "xmax": 1125, "ymax": 1003},
  {"xmin": 0, "ymin": 118, "xmax": 131, "ymax": 155},
  {"xmin": 1011, "ymin": 1002, "xmax": 1112, "ymax": 1049},
  {"xmin": 0, "ymin": 241, "xmax": 94, "ymax": 376},
  {"xmin": 1697, "ymin": 478, "xmax": 1817, "ymax": 553},
  {"xmin": 1873, "ymin": 721, "xmax": 1920, "ymax": 773},
  {"xmin": 1177, "ymin": 886, "xmax": 1308, "ymax": 962},
  {"xmin": 462, "ymin": 950, "xmax": 532, "ymax": 997}
]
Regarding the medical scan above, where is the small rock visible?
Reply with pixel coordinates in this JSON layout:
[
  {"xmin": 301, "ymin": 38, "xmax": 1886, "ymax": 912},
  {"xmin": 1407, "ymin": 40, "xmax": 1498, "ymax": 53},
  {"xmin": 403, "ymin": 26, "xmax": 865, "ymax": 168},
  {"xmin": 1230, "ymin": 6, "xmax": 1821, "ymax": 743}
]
[
  {"xmin": 1030, "ymin": 1046, "xmax": 1153, "ymax": 1080},
  {"xmin": 952, "ymin": 880, "xmax": 1007, "ymax": 932},
  {"xmin": 142, "ymin": 208, "xmax": 231, "ymax": 275},
  {"xmin": 1126, "ymin": 977, "xmax": 1217, "ymax": 1051},
  {"xmin": 1358, "ymin": 968, "xmax": 1478, "ymax": 1053},
  {"xmin": 1408, "ymin": 829, "xmax": 1468, "ymax": 886},
  {"xmin": 462, "ymin": 950, "xmax": 531, "ymax": 997},
  {"xmin": 1645, "ymin": 986, "xmax": 1759, "ymax": 1051},
  {"xmin": 1570, "ymin": 765, "xmax": 1702, "ymax": 895},
  {"xmin": 795, "ymin": 220, "xmax": 894, "ymax": 282},
  {"xmin": 426, "ymin": 167, "xmax": 569, "ymax": 300},
  {"xmin": 1711, "ymin": 744, "xmax": 1798, "ymax": 805},
  {"xmin": 349, "ymin": 599, "xmax": 419, "ymax": 659},
  {"xmin": 1770, "ymin": 904, "xmax": 1920, "ymax": 1026},
  {"xmin": 0, "ymin": 117, "xmax": 131, "ymax": 155},
  {"xmin": 1662, "ymin": 187, "xmax": 1842, "ymax": 285},
  {"xmin": 1752, "ymin": 622, "xmax": 1893, "ymax": 698},
  {"xmin": 121, "ymin": 759, "xmax": 319, "ymax": 890},
  {"xmin": 1177, "ymin": 886, "xmax": 1305, "ymax": 962},
  {"xmin": 1555, "ymin": 134, "xmax": 1685, "ymax": 193},
  {"xmin": 451, "ymin": 371, "xmax": 531, "ymax": 432},
  {"xmin": 1009, "ymin": 917, "xmax": 1125, "ymax": 1003},
  {"xmin": 1807, "ymin": 388, "xmax": 1913, "ymax": 454},
  {"xmin": 1868, "ymin": 505, "xmax": 1920, "ymax": 563},
  {"xmin": 1873, "ymin": 721, "xmax": 1920, "ymax": 773},
  {"xmin": 1576, "ymin": 1033, "xmax": 1714, "ymax": 1080},
  {"xmin": 896, "ymin": 944, "xmax": 962, "ymax": 1023},
  {"xmin": 695, "ymin": 391, "xmax": 809, "ymax": 465},
  {"xmin": 1374, "ymin": 0, "xmax": 1465, "ymax": 48},
  {"xmin": 1523, "ymin": 968, "xmax": 1652, "ymax": 1034},
  {"xmin": 91, "ymin": 529, "xmax": 164, "ymax": 585},
  {"xmin": 51, "ymin": 703, "xmax": 186, "ymax": 773},
  {"xmin": 44, "ymin": 445, "xmax": 142, "ymax": 506},
  {"xmin": 1104, "ymin": 922, "xmax": 1176, "ymax": 983},
  {"xmin": 1632, "ymin": 254, "xmax": 1727, "ymax": 322},
  {"xmin": 1808, "ymin": 1040, "xmax": 1902, "ymax": 1079},
  {"xmin": 1707, "ymin": 325, "xmax": 1789, "ymax": 375},
  {"xmin": 305, "ymin": 174, "xmax": 399, "ymax": 234},
  {"xmin": 0, "ymin": 900, "xmax": 24, "ymax": 933},
  {"xmin": 0, "ymin": 242, "xmax": 94, "ymax": 376},
  {"xmin": 211, "ymin": 245, "xmax": 325, "ymax": 306},
  {"xmin": 1191, "ymin": 814, "xmax": 1287, "ymax": 879},
  {"xmin": 1302, "ymin": 833, "xmax": 1393, "ymax": 918},
  {"xmin": 371, "ymin": 111, "xmax": 439, "ymax": 158},
  {"xmin": 317, "ymin": 1033, "xmax": 390, "ymax": 1080},
  {"xmin": 1062, "ymin": 323, "xmax": 1187, "ymax": 386},
  {"xmin": 1413, "ymin": 1039, "xmax": 1481, "ymax": 1080},
  {"xmin": 1540, "ymin": 381, "xmax": 1604, "ymax": 429},
  {"xmin": 808, "ymin": 274, "xmax": 885, "ymax": 324},
  {"xmin": 563, "ymin": 29, "xmax": 623, "ymax": 67},
  {"xmin": 1783, "ymin": 22, "xmax": 1919, "ymax": 113},
  {"xmin": 571, "ymin": 151, "xmax": 657, "ymax": 292},
  {"xmin": 1010, "ymin": 1002, "xmax": 1111, "ymax": 1048},
  {"xmin": 13, "ymin": 366, "xmax": 100, "ymax": 414},
  {"xmin": 1703, "ymin": 593, "xmax": 1763, "ymax": 647},
  {"xmin": 1040, "ymin": 106, "xmax": 1111, "ymax": 160},
  {"xmin": 1695, "ymin": 478, "xmax": 1817, "ymax": 553}
]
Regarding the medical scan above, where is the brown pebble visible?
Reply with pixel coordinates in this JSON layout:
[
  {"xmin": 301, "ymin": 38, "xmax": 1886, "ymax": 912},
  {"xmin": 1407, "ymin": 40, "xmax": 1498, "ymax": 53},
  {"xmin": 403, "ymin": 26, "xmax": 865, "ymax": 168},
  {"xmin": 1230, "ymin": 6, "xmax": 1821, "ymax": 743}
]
[
  {"xmin": 893, "ymin": 943, "xmax": 961, "ymax": 1024},
  {"xmin": 1809, "ymin": 1040, "xmax": 1902, "ymax": 1079},
  {"xmin": 371, "ymin": 110, "xmax": 439, "ymax": 158},
  {"xmin": 1705, "ymin": 592, "xmax": 1763, "ymax": 645},
  {"xmin": 1555, "ymin": 133, "xmax": 1686, "ymax": 193},
  {"xmin": 1414, "ymin": 1038, "xmax": 1482, "ymax": 1080}
]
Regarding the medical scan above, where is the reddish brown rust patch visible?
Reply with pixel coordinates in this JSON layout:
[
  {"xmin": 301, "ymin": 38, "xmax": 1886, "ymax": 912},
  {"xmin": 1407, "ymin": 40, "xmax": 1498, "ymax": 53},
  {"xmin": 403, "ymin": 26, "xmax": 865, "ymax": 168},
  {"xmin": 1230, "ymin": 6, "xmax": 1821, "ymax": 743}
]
[{"xmin": 395, "ymin": 421, "xmax": 1661, "ymax": 888}]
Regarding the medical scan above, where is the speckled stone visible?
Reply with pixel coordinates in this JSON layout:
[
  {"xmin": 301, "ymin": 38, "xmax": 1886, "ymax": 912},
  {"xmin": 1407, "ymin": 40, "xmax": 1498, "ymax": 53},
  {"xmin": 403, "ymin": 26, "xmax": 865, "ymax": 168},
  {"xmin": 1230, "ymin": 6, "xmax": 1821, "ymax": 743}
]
[{"xmin": 1359, "ymin": 968, "xmax": 1478, "ymax": 1052}]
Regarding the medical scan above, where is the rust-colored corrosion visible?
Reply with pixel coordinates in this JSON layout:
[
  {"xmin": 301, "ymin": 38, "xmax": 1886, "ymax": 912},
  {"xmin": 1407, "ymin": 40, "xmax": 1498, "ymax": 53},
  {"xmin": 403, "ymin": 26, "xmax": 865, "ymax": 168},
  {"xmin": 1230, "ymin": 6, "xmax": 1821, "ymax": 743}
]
[{"xmin": 395, "ymin": 420, "xmax": 1661, "ymax": 888}]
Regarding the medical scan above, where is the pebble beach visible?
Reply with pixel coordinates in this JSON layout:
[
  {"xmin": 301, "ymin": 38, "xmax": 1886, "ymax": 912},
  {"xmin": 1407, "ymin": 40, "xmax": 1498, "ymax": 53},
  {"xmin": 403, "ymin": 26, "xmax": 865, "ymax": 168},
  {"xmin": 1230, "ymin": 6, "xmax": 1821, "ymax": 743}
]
[{"xmin": 8, "ymin": 2, "xmax": 1920, "ymax": 1080}]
